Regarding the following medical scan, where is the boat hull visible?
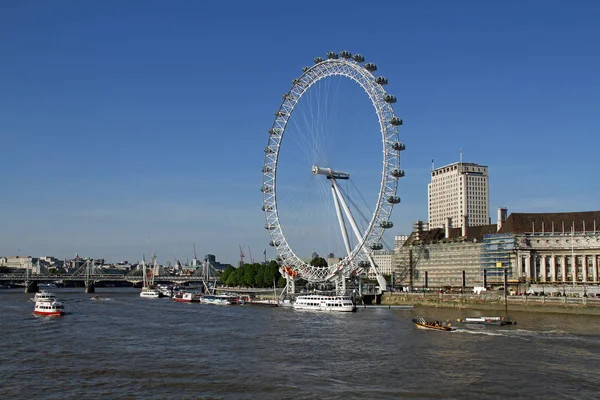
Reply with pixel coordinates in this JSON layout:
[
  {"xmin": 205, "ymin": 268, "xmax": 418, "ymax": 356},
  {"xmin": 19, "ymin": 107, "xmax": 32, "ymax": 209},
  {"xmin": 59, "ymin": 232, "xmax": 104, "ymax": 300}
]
[
  {"xmin": 464, "ymin": 320, "xmax": 511, "ymax": 326},
  {"xmin": 34, "ymin": 310, "xmax": 65, "ymax": 317},
  {"xmin": 293, "ymin": 304, "xmax": 356, "ymax": 312},
  {"xmin": 247, "ymin": 300, "xmax": 279, "ymax": 307}
]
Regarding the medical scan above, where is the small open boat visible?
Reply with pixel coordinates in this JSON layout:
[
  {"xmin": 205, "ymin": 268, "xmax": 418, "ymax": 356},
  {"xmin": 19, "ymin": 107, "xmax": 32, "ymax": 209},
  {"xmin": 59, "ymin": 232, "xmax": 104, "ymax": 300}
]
[{"xmin": 412, "ymin": 317, "xmax": 456, "ymax": 331}]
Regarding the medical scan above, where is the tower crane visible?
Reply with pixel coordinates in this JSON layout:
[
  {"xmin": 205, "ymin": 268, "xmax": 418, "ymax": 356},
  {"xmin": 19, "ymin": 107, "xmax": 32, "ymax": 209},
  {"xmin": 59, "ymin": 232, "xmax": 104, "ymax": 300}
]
[{"xmin": 239, "ymin": 245, "xmax": 245, "ymax": 268}]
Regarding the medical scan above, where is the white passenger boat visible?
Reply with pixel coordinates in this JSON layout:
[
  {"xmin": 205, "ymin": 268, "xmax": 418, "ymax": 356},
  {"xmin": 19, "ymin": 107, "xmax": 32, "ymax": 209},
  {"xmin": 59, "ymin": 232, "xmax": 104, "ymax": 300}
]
[
  {"xmin": 199, "ymin": 294, "xmax": 238, "ymax": 305},
  {"xmin": 33, "ymin": 291, "xmax": 65, "ymax": 316},
  {"xmin": 293, "ymin": 295, "xmax": 356, "ymax": 312},
  {"xmin": 34, "ymin": 299, "xmax": 65, "ymax": 316},
  {"xmin": 140, "ymin": 288, "xmax": 161, "ymax": 298}
]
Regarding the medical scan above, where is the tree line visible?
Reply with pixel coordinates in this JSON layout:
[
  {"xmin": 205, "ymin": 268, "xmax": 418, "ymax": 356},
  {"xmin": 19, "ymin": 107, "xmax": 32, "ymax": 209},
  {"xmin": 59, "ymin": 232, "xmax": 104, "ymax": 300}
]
[{"xmin": 220, "ymin": 260, "xmax": 285, "ymax": 288}]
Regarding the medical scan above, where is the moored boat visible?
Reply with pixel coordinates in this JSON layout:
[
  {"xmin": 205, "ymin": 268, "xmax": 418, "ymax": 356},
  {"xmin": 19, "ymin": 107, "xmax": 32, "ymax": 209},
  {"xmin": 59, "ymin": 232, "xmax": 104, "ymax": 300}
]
[
  {"xmin": 412, "ymin": 317, "xmax": 456, "ymax": 331},
  {"xmin": 140, "ymin": 287, "xmax": 161, "ymax": 298},
  {"xmin": 139, "ymin": 256, "xmax": 163, "ymax": 298},
  {"xmin": 172, "ymin": 291, "xmax": 202, "ymax": 303},
  {"xmin": 293, "ymin": 295, "xmax": 356, "ymax": 312},
  {"xmin": 247, "ymin": 298, "xmax": 279, "ymax": 307},
  {"xmin": 199, "ymin": 294, "xmax": 238, "ymax": 305},
  {"xmin": 458, "ymin": 316, "xmax": 516, "ymax": 326},
  {"xmin": 157, "ymin": 284, "xmax": 174, "ymax": 298}
]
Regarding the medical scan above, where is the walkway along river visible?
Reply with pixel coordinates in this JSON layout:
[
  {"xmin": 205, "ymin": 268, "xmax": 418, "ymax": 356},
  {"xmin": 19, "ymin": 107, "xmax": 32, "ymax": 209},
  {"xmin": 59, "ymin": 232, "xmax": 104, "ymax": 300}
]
[{"xmin": 382, "ymin": 291, "xmax": 600, "ymax": 315}]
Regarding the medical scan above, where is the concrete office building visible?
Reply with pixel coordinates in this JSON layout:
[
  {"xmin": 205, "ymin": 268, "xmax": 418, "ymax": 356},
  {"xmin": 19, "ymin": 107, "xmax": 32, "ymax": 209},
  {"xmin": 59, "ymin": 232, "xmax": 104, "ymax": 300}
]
[{"xmin": 428, "ymin": 161, "xmax": 489, "ymax": 229}]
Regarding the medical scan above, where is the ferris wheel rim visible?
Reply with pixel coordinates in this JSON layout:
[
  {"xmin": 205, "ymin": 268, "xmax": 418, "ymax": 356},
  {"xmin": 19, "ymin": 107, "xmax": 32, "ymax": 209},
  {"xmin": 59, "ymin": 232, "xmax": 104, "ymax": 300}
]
[{"xmin": 262, "ymin": 52, "xmax": 403, "ymax": 282}]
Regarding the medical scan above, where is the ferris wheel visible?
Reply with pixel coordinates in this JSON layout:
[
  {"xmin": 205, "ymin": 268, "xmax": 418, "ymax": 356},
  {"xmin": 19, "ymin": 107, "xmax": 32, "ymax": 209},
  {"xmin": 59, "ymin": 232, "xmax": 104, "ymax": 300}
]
[{"xmin": 261, "ymin": 51, "xmax": 405, "ymax": 286}]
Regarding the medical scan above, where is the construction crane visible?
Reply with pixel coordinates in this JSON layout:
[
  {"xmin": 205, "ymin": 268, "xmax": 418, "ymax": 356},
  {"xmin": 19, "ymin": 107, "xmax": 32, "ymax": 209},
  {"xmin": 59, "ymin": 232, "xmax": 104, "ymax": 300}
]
[
  {"xmin": 239, "ymin": 244, "xmax": 254, "ymax": 267},
  {"xmin": 239, "ymin": 245, "xmax": 245, "ymax": 268},
  {"xmin": 248, "ymin": 246, "xmax": 254, "ymax": 264}
]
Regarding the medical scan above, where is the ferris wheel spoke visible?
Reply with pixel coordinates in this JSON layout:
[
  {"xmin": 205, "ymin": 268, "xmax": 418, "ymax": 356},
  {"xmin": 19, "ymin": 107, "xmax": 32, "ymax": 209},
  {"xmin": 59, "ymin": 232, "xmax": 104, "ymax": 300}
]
[{"xmin": 330, "ymin": 183, "xmax": 352, "ymax": 257}]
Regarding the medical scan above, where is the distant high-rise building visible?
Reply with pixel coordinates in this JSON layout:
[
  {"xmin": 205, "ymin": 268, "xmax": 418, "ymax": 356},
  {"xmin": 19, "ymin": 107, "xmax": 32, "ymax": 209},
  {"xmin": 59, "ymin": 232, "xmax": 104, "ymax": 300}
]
[{"xmin": 428, "ymin": 161, "xmax": 489, "ymax": 229}]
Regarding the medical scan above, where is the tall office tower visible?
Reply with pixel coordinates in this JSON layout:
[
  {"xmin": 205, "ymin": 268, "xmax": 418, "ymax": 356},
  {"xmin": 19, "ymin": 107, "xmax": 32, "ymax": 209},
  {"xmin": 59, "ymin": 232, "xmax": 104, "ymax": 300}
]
[{"xmin": 428, "ymin": 162, "xmax": 489, "ymax": 230}]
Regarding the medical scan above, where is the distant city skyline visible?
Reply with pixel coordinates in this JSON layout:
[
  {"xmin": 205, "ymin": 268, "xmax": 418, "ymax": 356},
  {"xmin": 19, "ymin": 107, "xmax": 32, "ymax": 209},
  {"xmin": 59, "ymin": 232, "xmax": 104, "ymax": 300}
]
[{"xmin": 2, "ymin": 1, "xmax": 600, "ymax": 265}]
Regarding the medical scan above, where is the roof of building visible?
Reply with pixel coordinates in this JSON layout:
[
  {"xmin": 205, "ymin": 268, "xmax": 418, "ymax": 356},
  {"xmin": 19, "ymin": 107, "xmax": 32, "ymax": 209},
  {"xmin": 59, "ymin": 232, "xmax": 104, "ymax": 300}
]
[
  {"xmin": 434, "ymin": 161, "xmax": 486, "ymax": 171},
  {"xmin": 403, "ymin": 210, "xmax": 600, "ymax": 246},
  {"xmin": 498, "ymin": 211, "xmax": 600, "ymax": 234},
  {"xmin": 401, "ymin": 224, "xmax": 497, "ymax": 246}
]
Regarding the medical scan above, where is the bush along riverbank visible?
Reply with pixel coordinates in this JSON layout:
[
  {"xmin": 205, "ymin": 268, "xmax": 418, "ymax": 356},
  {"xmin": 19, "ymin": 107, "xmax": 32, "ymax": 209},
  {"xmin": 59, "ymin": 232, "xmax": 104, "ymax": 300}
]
[{"xmin": 381, "ymin": 292, "xmax": 600, "ymax": 315}]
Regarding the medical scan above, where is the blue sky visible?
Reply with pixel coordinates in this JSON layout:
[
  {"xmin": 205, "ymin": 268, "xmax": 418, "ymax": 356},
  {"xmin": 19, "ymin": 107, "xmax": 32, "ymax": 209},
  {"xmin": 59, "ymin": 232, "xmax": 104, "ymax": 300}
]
[{"xmin": 1, "ymin": 1, "xmax": 599, "ymax": 265}]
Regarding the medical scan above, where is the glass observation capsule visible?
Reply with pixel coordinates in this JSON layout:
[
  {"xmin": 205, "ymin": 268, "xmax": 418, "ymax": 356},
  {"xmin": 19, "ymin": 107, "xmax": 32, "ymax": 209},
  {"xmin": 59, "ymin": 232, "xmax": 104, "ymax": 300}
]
[
  {"xmin": 390, "ymin": 117, "xmax": 403, "ymax": 126},
  {"xmin": 384, "ymin": 94, "xmax": 397, "ymax": 103},
  {"xmin": 391, "ymin": 169, "xmax": 405, "ymax": 178},
  {"xmin": 392, "ymin": 142, "xmax": 406, "ymax": 151},
  {"xmin": 387, "ymin": 195, "xmax": 401, "ymax": 204},
  {"xmin": 364, "ymin": 63, "xmax": 377, "ymax": 72}
]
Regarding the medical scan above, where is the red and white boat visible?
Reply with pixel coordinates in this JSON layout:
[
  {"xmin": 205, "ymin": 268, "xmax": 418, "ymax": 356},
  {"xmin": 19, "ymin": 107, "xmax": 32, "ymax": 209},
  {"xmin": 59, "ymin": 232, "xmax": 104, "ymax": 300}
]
[
  {"xmin": 172, "ymin": 292, "xmax": 202, "ymax": 303},
  {"xmin": 33, "ymin": 291, "xmax": 65, "ymax": 317}
]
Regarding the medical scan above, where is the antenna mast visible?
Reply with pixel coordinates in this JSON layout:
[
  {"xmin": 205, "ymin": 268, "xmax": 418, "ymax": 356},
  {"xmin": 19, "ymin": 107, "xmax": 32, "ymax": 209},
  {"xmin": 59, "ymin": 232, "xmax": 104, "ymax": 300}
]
[{"xmin": 193, "ymin": 243, "xmax": 199, "ymax": 266}]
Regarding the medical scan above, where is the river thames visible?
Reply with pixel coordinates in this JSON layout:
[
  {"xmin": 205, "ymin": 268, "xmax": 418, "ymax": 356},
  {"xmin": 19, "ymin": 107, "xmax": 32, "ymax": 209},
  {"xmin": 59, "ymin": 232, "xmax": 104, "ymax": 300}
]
[{"xmin": 1, "ymin": 288, "xmax": 599, "ymax": 399}]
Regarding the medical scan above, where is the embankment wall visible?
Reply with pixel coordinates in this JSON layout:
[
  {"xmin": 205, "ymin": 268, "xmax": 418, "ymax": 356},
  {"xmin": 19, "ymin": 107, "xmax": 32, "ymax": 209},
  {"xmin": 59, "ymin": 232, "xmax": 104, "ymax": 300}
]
[{"xmin": 381, "ymin": 292, "xmax": 600, "ymax": 315}]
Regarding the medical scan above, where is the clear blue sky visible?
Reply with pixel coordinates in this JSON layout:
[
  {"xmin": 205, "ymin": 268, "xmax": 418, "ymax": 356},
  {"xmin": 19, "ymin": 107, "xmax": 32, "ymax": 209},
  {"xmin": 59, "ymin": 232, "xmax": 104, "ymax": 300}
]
[{"xmin": 1, "ymin": 1, "xmax": 599, "ymax": 265}]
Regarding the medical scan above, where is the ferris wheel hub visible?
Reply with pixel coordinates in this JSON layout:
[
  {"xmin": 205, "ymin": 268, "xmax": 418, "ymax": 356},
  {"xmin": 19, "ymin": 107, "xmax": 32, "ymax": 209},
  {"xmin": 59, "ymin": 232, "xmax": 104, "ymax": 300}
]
[{"xmin": 312, "ymin": 165, "xmax": 350, "ymax": 180}]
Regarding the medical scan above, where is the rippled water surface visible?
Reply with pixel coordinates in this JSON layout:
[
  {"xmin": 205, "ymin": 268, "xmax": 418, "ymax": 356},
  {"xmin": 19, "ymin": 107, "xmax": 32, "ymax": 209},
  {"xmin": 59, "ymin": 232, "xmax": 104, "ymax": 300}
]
[{"xmin": 1, "ymin": 288, "xmax": 600, "ymax": 399}]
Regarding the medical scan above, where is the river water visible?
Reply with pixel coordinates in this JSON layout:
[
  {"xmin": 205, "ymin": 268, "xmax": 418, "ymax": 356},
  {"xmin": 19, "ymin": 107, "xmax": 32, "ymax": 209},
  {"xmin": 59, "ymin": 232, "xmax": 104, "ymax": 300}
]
[{"xmin": 1, "ymin": 288, "xmax": 599, "ymax": 399}]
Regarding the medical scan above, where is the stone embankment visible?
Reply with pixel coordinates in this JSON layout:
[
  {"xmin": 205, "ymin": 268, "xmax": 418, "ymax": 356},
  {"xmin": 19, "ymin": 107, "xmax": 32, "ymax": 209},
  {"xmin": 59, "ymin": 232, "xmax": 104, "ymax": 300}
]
[{"xmin": 381, "ymin": 292, "xmax": 600, "ymax": 315}]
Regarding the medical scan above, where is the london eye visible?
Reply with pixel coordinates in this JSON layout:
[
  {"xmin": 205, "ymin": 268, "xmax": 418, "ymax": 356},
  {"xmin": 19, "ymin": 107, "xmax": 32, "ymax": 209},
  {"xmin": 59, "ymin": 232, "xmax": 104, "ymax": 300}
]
[{"xmin": 261, "ymin": 51, "xmax": 405, "ymax": 293}]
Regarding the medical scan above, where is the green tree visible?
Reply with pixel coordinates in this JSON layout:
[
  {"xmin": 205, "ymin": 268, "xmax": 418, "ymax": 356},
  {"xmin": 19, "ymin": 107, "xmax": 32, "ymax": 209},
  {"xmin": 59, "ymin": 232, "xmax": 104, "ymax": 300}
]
[
  {"xmin": 243, "ymin": 264, "xmax": 258, "ymax": 287},
  {"xmin": 221, "ymin": 266, "xmax": 235, "ymax": 284},
  {"xmin": 225, "ymin": 272, "xmax": 237, "ymax": 287},
  {"xmin": 233, "ymin": 265, "xmax": 245, "ymax": 286}
]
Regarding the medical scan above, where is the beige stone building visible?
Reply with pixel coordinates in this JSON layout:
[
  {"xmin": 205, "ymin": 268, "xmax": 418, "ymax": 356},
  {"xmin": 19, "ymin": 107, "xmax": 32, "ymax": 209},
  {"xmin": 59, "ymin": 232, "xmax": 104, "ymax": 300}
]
[
  {"xmin": 0, "ymin": 256, "xmax": 40, "ymax": 273},
  {"xmin": 393, "ymin": 209, "xmax": 600, "ymax": 290}
]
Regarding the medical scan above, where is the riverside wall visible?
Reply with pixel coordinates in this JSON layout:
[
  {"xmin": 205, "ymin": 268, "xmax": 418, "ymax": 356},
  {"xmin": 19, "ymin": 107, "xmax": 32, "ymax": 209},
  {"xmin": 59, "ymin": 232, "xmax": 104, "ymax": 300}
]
[{"xmin": 381, "ymin": 292, "xmax": 600, "ymax": 316}]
